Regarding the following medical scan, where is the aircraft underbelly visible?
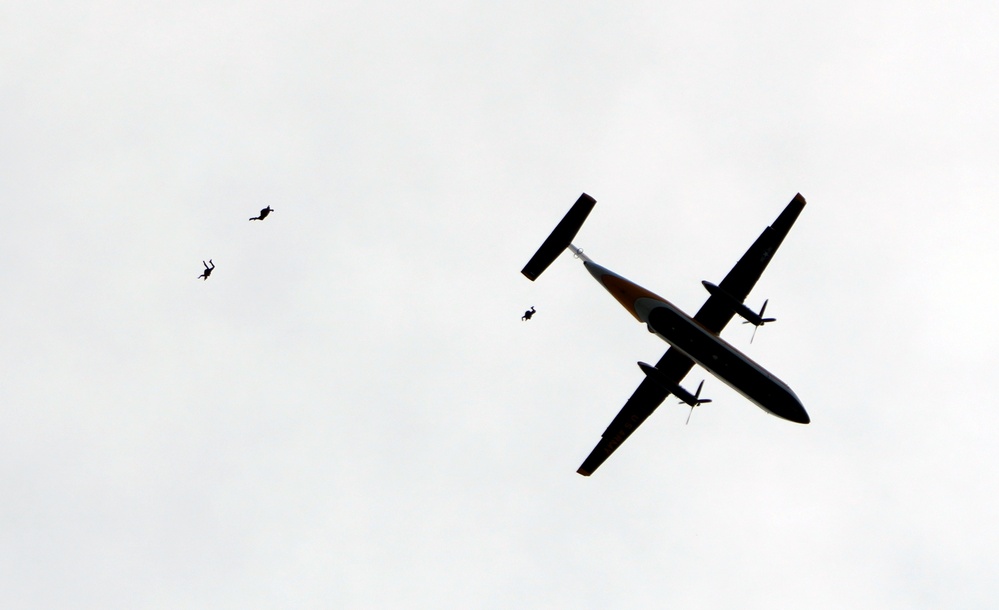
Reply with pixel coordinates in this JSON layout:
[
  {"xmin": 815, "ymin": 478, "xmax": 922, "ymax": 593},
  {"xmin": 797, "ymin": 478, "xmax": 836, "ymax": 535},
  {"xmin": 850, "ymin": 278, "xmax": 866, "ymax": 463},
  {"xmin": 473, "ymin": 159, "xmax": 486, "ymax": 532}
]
[{"xmin": 646, "ymin": 306, "xmax": 808, "ymax": 424}]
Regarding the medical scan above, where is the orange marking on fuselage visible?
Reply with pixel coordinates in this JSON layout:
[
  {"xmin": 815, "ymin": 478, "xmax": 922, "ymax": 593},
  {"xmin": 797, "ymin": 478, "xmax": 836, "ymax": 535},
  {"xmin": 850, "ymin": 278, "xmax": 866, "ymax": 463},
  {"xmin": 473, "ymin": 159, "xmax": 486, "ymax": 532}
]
[{"xmin": 598, "ymin": 273, "xmax": 667, "ymax": 322}]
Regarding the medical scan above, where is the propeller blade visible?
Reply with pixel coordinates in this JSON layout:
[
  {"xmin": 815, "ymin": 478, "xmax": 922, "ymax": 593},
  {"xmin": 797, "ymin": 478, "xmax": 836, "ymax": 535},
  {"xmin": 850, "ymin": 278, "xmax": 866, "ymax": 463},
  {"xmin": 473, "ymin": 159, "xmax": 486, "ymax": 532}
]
[
  {"xmin": 685, "ymin": 406, "xmax": 694, "ymax": 425},
  {"xmin": 751, "ymin": 324, "xmax": 759, "ymax": 343},
  {"xmin": 758, "ymin": 300, "xmax": 776, "ymax": 324}
]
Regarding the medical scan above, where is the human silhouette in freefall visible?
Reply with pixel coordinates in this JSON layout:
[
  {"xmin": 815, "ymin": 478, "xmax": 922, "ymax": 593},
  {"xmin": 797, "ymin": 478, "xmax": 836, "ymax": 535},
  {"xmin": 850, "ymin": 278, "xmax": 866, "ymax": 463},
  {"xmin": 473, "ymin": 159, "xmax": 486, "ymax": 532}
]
[
  {"xmin": 522, "ymin": 306, "xmax": 536, "ymax": 321},
  {"xmin": 198, "ymin": 260, "xmax": 215, "ymax": 280},
  {"xmin": 249, "ymin": 206, "xmax": 273, "ymax": 221}
]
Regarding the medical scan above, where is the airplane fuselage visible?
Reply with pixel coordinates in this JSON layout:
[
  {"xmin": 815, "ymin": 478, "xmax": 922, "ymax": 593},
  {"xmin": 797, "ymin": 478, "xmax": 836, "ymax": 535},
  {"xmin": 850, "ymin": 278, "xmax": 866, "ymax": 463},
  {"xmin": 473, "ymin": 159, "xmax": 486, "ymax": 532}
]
[{"xmin": 582, "ymin": 259, "xmax": 808, "ymax": 424}]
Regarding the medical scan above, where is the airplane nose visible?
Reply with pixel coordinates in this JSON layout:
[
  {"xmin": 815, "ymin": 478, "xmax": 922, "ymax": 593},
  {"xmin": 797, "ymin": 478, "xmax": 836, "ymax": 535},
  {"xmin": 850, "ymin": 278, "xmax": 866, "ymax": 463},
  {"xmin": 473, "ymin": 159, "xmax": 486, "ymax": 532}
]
[
  {"xmin": 777, "ymin": 384, "xmax": 809, "ymax": 424},
  {"xmin": 770, "ymin": 387, "xmax": 809, "ymax": 424},
  {"xmin": 787, "ymin": 400, "xmax": 810, "ymax": 424}
]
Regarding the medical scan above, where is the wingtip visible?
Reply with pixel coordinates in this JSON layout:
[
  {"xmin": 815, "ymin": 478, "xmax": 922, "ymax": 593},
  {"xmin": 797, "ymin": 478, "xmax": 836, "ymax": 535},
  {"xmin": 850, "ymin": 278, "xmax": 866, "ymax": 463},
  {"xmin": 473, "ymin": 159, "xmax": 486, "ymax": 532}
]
[{"xmin": 576, "ymin": 467, "xmax": 592, "ymax": 477}]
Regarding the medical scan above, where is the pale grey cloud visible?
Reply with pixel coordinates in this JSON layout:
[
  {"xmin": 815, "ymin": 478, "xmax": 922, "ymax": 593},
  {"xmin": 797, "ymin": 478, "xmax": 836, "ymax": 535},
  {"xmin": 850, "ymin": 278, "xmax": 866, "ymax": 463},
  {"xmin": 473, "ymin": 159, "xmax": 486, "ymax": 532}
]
[{"xmin": 2, "ymin": 1, "xmax": 999, "ymax": 608}]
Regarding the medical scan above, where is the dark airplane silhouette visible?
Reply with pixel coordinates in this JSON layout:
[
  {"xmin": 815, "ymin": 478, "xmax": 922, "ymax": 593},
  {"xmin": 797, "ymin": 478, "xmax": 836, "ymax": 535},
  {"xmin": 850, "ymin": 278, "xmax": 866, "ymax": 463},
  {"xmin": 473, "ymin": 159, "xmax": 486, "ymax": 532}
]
[
  {"xmin": 249, "ymin": 206, "xmax": 273, "ymax": 221},
  {"xmin": 522, "ymin": 306, "xmax": 536, "ymax": 321},
  {"xmin": 521, "ymin": 193, "xmax": 809, "ymax": 476},
  {"xmin": 198, "ymin": 260, "xmax": 215, "ymax": 280}
]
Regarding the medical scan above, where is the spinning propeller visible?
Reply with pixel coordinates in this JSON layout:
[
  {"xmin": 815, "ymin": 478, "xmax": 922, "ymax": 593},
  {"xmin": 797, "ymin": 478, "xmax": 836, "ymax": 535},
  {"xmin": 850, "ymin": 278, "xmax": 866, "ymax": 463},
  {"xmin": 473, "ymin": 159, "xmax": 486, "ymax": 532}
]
[
  {"xmin": 742, "ymin": 299, "xmax": 777, "ymax": 343},
  {"xmin": 681, "ymin": 380, "xmax": 713, "ymax": 425}
]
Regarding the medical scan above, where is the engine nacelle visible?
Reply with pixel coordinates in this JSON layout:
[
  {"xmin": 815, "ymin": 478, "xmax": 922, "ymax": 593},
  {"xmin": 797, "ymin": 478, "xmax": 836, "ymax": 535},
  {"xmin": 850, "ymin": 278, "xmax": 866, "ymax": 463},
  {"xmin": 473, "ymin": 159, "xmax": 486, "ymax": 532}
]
[
  {"xmin": 701, "ymin": 280, "xmax": 773, "ymax": 327},
  {"xmin": 637, "ymin": 362, "xmax": 711, "ymax": 407}
]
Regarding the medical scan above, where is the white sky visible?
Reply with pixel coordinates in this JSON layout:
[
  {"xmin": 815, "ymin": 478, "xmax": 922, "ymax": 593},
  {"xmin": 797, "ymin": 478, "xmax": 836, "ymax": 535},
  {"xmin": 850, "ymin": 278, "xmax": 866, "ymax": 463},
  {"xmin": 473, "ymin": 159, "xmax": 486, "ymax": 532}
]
[{"xmin": 3, "ymin": 1, "xmax": 999, "ymax": 608}]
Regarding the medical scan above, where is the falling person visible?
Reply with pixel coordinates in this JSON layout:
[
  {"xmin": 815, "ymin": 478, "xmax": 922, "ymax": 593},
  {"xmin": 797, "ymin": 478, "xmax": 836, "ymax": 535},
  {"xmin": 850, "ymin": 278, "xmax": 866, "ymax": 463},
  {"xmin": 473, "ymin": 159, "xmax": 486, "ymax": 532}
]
[
  {"xmin": 522, "ymin": 306, "xmax": 536, "ymax": 321},
  {"xmin": 249, "ymin": 206, "xmax": 273, "ymax": 221},
  {"xmin": 198, "ymin": 260, "xmax": 215, "ymax": 280}
]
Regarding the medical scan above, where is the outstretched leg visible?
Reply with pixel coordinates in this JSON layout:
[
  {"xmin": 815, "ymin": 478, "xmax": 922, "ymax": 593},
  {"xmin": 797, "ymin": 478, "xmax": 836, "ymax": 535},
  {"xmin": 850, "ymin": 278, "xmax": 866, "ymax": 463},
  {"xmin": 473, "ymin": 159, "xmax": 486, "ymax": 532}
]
[{"xmin": 199, "ymin": 260, "xmax": 214, "ymax": 280}]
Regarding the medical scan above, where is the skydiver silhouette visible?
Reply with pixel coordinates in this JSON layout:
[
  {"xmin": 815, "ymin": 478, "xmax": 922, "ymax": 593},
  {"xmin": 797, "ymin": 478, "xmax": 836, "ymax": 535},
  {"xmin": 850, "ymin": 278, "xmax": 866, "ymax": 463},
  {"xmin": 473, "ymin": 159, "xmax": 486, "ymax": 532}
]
[
  {"xmin": 198, "ymin": 259, "xmax": 215, "ymax": 280},
  {"xmin": 522, "ymin": 306, "xmax": 536, "ymax": 321},
  {"xmin": 249, "ymin": 206, "xmax": 273, "ymax": 221}
]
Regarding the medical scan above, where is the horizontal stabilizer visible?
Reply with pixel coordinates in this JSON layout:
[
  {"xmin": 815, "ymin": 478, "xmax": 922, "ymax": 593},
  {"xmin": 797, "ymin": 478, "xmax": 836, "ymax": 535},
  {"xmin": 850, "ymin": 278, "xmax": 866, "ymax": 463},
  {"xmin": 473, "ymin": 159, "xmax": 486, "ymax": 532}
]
[{"xmin": 521, "ymin": 193, "xmax": 596, "ymax": 281}]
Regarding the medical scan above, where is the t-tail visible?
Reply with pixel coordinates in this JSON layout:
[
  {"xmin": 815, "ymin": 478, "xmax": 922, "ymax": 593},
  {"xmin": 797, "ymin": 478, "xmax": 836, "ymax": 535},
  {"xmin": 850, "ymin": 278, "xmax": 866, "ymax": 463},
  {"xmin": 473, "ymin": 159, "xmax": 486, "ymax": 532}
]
[{"xmin": 521, "ymin": 193, "xmax": 596, "ymax": 281}]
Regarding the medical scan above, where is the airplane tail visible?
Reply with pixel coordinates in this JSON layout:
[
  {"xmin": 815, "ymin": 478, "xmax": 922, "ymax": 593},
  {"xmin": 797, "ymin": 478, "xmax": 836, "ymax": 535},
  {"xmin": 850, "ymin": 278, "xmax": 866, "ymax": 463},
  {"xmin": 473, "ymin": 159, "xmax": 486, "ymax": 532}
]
[{"xmin": 521, "ymin": 193, "xmax": 596, "ymax": 281}]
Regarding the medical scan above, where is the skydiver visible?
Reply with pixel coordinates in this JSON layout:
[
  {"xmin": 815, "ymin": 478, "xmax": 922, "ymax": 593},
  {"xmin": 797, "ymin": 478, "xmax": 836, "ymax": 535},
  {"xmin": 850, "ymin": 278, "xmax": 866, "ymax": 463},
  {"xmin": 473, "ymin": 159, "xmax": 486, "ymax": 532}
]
[
  {"xmin": 249, "ymin": 206, "xmax": 273, "ymax": 221},
  {"xmin": 522, "ymin": 306, "xmax": 536, "ymax": 321},
  {"xmin": 198, "ymin": 259, "xmax": 215, "ymax": 280}
]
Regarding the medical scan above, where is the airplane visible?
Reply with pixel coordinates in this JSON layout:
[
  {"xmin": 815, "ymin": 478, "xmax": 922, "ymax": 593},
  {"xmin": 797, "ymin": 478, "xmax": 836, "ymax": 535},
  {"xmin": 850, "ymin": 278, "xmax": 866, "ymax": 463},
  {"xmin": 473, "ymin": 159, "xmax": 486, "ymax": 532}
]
[{"xmin": 521, "ymin": 193, "xmax": 808, "ymax": 476}]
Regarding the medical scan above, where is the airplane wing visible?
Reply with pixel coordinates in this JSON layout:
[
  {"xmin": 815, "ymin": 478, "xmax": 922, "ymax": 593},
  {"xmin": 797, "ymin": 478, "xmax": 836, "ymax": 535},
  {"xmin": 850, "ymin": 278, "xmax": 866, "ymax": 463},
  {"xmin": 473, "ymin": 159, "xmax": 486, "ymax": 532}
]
[
  {"xmin": 576, "ymin": 194, "xmax": 806, "ymax": 476},
  {"xmin": 693, "ymin": 193, "xmax": 806, "ymax": 334},
  {"xmin": 577, "ymin": 347, "xmax": 695, "ymax": 476}
]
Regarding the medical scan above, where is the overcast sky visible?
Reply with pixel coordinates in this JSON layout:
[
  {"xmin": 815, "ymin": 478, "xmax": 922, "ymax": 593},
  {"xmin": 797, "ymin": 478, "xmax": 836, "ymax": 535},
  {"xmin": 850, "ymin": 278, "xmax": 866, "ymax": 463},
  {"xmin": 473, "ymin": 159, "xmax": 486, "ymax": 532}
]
[{"xmin": 3, "ymin": 1, "xmax": 999, "ymax": 608}]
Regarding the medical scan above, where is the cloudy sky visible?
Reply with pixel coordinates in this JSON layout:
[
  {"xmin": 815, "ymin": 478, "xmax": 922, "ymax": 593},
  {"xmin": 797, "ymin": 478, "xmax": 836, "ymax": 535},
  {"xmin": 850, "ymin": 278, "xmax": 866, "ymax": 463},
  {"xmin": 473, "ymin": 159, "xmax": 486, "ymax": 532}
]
[{"xmin": 4, "ymin": 1, "xmax": 999, "ymax": 608}]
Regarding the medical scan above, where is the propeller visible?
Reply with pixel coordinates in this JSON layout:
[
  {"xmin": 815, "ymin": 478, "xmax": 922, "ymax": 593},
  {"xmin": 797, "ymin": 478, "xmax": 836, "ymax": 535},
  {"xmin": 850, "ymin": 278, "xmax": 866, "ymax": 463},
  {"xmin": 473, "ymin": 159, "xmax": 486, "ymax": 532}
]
[
  {"xmin": 682, "ymin": 380, "xmax": 713, "ymax": 425},
  {"xmin": 742, "ymin": 299, "xmax": 777, "ymax": 343}
]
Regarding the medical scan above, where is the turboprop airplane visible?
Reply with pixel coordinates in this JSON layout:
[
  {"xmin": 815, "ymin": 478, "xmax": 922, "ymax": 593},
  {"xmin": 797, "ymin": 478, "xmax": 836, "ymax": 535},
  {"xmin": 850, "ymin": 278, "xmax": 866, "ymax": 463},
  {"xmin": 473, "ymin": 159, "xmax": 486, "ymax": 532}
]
[{"xmin": 521, "ymin": 193, "xmax": 808, "ymax": 476}]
